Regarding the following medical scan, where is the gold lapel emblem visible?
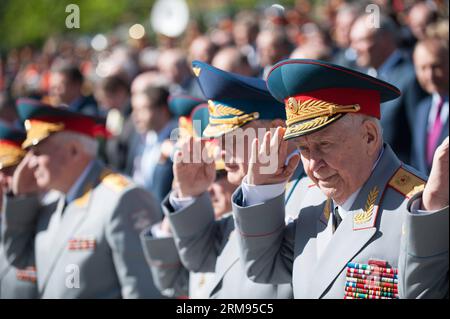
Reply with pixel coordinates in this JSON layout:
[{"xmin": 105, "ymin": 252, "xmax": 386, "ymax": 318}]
[{"xmin": 354, "ymin": 186, "xmax": 379, "ymax": 225}]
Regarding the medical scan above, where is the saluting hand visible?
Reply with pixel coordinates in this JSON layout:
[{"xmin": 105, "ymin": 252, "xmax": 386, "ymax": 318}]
[
  {"xmin": 12, "ymin": 152, "xmax": 40, "ymax": 196},
  {"xmin": 173, "ymin": 136, "xmax": 216, "ymax": 198},
  {"xmin": 247, "ymin": 127, "xmax": 300, "ymax": 186},
  {"xmin": 422, "ymin": 136, "xmax": 449, "ymax": 211}
]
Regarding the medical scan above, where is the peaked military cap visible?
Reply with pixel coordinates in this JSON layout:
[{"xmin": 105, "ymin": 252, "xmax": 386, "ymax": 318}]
[
  {"xmin": 0, "ymin": 122, "xmax": 26, "ymax": 169},
  {"xmin": 168, "ymin": 94, "xmax": 205, "ymax": 117},
  {"xmin": 266, "ymin": 59, "xmax": 401, "ymax": 140},
  {"xmin": 192, "ymin": 60, "xmax": 286, "ymax": 138},
  {"xmin": 190, "ymin": 103, "xmax": 225, "ymax": 171},
  {"xmin": 17, "ymin": 98, "xmax": 109, "ymax": 149}
]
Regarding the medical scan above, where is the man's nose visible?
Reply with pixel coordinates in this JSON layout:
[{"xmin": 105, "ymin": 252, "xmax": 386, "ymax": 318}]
[{"xmin": 308, "ymin": 152, "xmax": 325, "ymax": 173}]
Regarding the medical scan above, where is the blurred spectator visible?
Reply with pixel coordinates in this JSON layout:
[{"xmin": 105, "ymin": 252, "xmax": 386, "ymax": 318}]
[
  {"xmin": 95, "ymin": 76, "xmax": 136, "ymax": 173},
  {"xmin": 232, "ymin": 11, "xmax": 260, "ymax": 70},
  {"xmin": 290, "ymin": 23, "xmax": 332, "ymax": 60},
  {"xmin": 407, "ymin": 1, "xmax": 439, "ymax": 42},
  {"xmin": 410, "ymin": 37, "xmax": 448, "ymax": 175},
  {"xmin": 256, "ymin": 28, "xmax": 292, "ymax": 79},
  {"xmin": 331, "ymin": 2, "xmax": 364, "ymax": 69},
  {"xmin": 131, "ymin": 85, "xmax": 176, "ymax": 202},
  {"xmin": 188, "ymin": 36, "xmax": 218, "ymax": 65},
  {"xmin": 157, "ymin": 49, "xmax": 202, "ymax": 96},
  {"xmin": 211, "ymin": 47, "xmax": 255, "ymax": 76},
  {"xmin": 131, "ymin": 71, "xmax": 170, "ymax": 95},
  {"xmin": 0, "ymin": 92, "xmax": 18, "ymax": 126},
  {"xmin": 425, "ymin": 18, "xmax": 449, "ymax": 40},
  {"xmin": 350, "ymin": 13, "xmax": 427, "ymax": 163},
  {"xmin": 49, "ymin": 64, "xmax": 99, "ymax": 116}
]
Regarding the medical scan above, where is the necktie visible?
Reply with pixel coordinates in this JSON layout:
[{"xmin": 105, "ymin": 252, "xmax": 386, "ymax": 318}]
[
  {"xmin": 427, "ymin": 96, "xmax": 445, "ymax": 166},
  {"xmin": 332, "ymin": 205, "xmax": 342, "ymax": 233}
]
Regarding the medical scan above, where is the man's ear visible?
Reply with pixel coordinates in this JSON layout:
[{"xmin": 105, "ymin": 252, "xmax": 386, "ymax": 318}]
[{"xmin": 362, "ymin": 119, "xmax": 381, "ymax": 156}]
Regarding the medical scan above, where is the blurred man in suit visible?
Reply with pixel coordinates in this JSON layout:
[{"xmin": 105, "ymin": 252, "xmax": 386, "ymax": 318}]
[
  {"xmin": 49, "ymin": 64, "xmax": 99, "ymax": 116},
  {"xmin": 411, "ymin": 37, "xmax": 449, "ymax": 175},
  {"xmin": 350, "ymin": 13, "xmax": 427, "ymax": 163},
  {"xmin": 131, "ymin": 86, "xmax": 177, "ymax": 202},
  {"xmin": 2, "ymin": 99, "xmax": 163, "ymax": 298},
  {"xmin": 95, "ymin": 76, "xmax": 134, "ymax": 173}
]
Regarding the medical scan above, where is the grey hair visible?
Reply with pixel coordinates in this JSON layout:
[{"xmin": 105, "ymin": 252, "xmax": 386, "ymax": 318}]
[
  {"xmin": 342, "ymin": 113, "xmax": 383, "ymax": 144},
  {"xmin": 52, "ymin": 131, "xmax": 99, "ymax": 157}
]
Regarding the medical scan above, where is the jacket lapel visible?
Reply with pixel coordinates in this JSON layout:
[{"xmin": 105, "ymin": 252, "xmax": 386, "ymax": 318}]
[
  {"xmin": 293, "ymin": 201, "xmax": 325, "ymax": 297},
  {"xmin": 208, "ymin": 230, "xmax": 240, "ymax": 297},
  {"xmin": 39, "ymin": 161, "xmax": 104, "ymax": 290},
  {"xmin": 309, "ymin": 145, "xmax": 402, "ymax": 298},
  {"xmin": 417, "ymin": 97, "xmax": 432, "ymax": 173},
  {"xmin": 439, "ymin": 116, "xmax": 449, "ymax": 145}
]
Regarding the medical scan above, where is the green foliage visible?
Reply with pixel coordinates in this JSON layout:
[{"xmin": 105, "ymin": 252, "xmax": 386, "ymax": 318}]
[{"xmin": 0, "ymin": 0, "xmax": 302, "ymax": 51}]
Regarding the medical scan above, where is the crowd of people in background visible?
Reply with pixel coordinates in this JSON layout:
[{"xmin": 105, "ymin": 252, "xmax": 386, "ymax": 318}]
[{"xmin": 0, "ymin": 0, "xmax": 448, "ymax": 216}]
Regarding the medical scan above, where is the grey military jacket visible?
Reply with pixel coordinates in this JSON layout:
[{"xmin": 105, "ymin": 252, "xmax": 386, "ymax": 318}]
[
  {"xmin": 160, "ymin": 194, "xmax": 293, "ymax": 299},
  {"xmin": 141, "ymin": 230, "xmax": 218, "ymax": 299},
  {"xmin": 232, "ymin": 145, "xmax": 448, "ymax": 299},
  {"xmin": 141, "ymin": 231, "xmax": 190, "ymax": 298},
  {"xmin": 1, "ymin": 160, "xmax": 164, "ymax": 298},
  {"xmin": 0, "ymin": 223, "xmax": 37, "ymax": 299}
]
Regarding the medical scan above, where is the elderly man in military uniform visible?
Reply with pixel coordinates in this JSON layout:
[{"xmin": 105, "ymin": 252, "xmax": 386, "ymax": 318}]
[
  {"xmin": 0, "ymin": 123, "xmax": 38, "ymax": 299},
  {"xmin": 156, "ymin": 61, "xmax": 303, "ymax": 298},
  {"xmin": 229, "ymin": 59, "xmax": 448, "ymax": 299},
  {"xmin": 142, "ymin": 102, "xmax": 239, "ymax": 299},
  {"xmin": 1, "ymin": 98, "xmax": 164, "ymax": 298}
]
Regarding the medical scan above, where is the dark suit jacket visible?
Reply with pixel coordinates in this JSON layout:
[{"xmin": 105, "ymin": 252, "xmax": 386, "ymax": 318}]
[
  {"xmin": 377, "ymin": 50, "xmax": 427, "ymax": 164},
  {"xmin": 410, "ymin": 96, "xmax": 449, "ymax": 175}
]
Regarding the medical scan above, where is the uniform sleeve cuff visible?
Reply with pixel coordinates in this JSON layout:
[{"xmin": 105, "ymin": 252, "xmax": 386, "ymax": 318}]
[
  {"xmin": 150, "ymin": 222, "xmax": 172, "ymax": 238},
  {"xmin": 241, "ymin": 175, "xmax": 286, "ymax": 207},
  {"xmin": 169, "ymin": 191, "xmax": 196, "ymax": 211}
]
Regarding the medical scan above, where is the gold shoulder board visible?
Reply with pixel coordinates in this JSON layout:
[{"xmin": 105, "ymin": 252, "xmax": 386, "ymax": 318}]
[
  {"xmin": 101, "ymin": 170, "xmax": 130, "ymax": 192},
  {"xmin": 388, "ymin": 167, "xmax": 426, "ymax": 199}
]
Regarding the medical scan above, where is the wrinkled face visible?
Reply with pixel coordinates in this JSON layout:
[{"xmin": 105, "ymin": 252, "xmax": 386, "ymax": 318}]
[
  {"xmin": 131, "ymin": 94, "xmax": 158, "ymax": 134},
  {"xmin": 414, "ymin": 45, "xmax": 449, "ymax": 96},
  {"xmin": 292, "ymin": 116, "xmax": 373, "ymax": 204},
  {"xmin": 208, "ymin": 173, "xmax": 237, "ymax": 218},
  {"xmin": 27, "ymin": 136, "xmax": 70, "ymax": 191}
]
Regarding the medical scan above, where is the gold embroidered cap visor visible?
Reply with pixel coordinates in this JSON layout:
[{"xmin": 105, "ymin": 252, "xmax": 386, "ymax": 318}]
[
  {"xmin": 203, "ymin": 100, "xmax": 260, "ymax": 138},
  {"xmin": 0, "ymin": 143, "xmax": 25, "ymax": 169},
  {"xmin": 22, "ymin": 119, "xmax": 65, "ymax": 149},
  {"xmin": 266, "ymin": 59, "xmax": 401, "ymax": 140}
]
